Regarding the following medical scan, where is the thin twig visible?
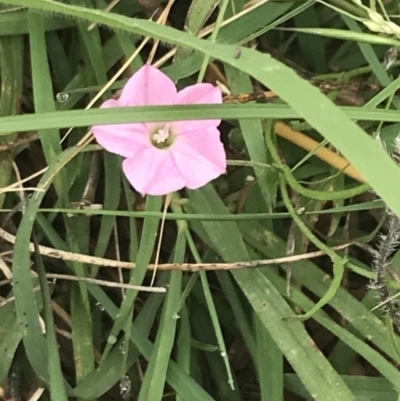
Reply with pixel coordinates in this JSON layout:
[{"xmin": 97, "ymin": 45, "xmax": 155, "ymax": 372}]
[
  {"xmin": 55, "ymin": 327, "xmax": 73, "ymax": 340},
  {"xmin": 1, "ymin": 167, "xmax": 47, "ymax": 193},
  {"xmin": 146, "ymin": 0, "xmax": 176, "ymax": 64},
  {"xmin": 151, "ymin": 193, "xmax": 171, "ymax": 285},
  {"xmin": 51, "ymin": 300, "xmax": 72, "ymax": 327},
  {"xmin": 81, "ymin": 151, "xmax": 101, "ymax": 203},
  {"xmin": 113, "ymin": 221, "xmax": 124, "ymax": 297},
  {"xmin": 0, "ymin": 226, "xmax": 354, "ymax": 271},
  {"xmin": 0, "ymin": 187, "xmax": 43, "ymax": 195},
  {"xmin": 26, "ymin": 387, "xmax": 45, "ymax": 401},
  {"xmin": 0, "ymin": 257, "xmax": 12, "ymax": 279},
  {"xmin": 0, "ymin": 272, "xmax": 166, "ymax": 293},
  {"xmin": 0, "ymin": 285, "xmax": 40, "ymax": 307},
  {"xmin": 71, "ymin": 274, "xmax": 161, "ymax": 292},
  {"xmin": 0, "ymin": 133, "xmax": 39, "ymax": 151},
  {"xmin": 139, "ymin": 0, "xmax": 163, "ymax": 19}
]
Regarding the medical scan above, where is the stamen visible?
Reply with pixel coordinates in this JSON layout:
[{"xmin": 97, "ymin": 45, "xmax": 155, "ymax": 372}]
[{"xmin": 153, "ymin": 124, "xmax": 170, "ymax": 144}]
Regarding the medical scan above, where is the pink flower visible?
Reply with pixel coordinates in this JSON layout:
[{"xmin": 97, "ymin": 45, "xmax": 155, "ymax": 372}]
[{"xmin": 91, "ymin": 64, "xmax": 226, "ymax": 196}]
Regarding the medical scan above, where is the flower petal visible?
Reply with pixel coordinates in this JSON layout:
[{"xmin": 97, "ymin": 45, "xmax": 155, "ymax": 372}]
[
  {"xmin": 174, "ymin": 84, "xmax": 222, "ymax": 132},
  {"xmin": 122, "ymin": 149, "xmax": 187, "ymax": 195},
  {"xmin": 91, "ymin": 122, "xmax": 150, "ymax": 158},
  {"xmin": 99, "ymin": 98, "xmax": 120, "ymax": 109},
  {"xmin": 176, "ymin": 83, "xmax": 222, "ymax": 104},
  {"xmin": 118, "ymin": 64, "xmax": 177, "ymax": 107},
  {"xmin": 171, "ymin": 127, "xmax": 226, "ymax": 189}
]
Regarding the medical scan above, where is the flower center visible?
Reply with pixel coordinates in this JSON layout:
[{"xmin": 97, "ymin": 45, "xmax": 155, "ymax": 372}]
[
  {"xmin": 153, "ymin": 128, "xmax": 169, "ymax": 144},
  {"xmin": 151, "ymin": 123, "xmax": 173, "ymax": 149}
]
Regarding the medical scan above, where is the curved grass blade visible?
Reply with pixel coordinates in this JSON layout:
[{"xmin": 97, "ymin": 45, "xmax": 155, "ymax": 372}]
[{"xmin": 11, "ymin": 146, "xmax": 81, "ymax": 382}]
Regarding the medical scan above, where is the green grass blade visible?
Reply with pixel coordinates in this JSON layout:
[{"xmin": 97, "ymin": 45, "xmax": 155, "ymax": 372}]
[
  {"xmin": 11, "ymin": 146, "xmax": 81, "ymax": 381},
  {"xmin": 34, "ymin": 238, "xmax": 69, "ymax": 401},
  {"xmin": 176, "ymin": 304, "xmax": 191, "ymax": 401},
  {"xmin": 28, "ymin": 11, "xmax": 63, "ymax": 162},
  {"xmin": 4, "ymin": 104, "xmax": 400, "ymax": 133},
  {"xmin": 0, "ymin": 302, "xmax": 23, "ymax": 383},
  {"xmin": 255, "ymin": 315, "xmax": 283, "ymax": 401},
  {"xmin": 138, "ymin": 262, "xmax": 183, "ymax": 400},
  {"xmin": 0, "ymin": 32, "xmax": 23, "ymax": 207}
]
